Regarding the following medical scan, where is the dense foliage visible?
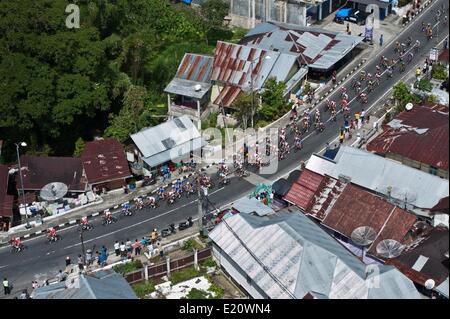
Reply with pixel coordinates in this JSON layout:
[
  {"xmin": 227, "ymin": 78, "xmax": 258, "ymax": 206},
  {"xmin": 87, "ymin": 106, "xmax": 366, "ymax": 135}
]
[{"xmin": 0, "ymin": 0, "xmax": 230, "ymax": 162}]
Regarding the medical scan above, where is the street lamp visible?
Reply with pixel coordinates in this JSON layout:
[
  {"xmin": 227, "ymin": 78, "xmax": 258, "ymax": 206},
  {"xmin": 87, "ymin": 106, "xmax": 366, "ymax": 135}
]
[
  {"xmin": 249, "ymin": 55, "xmax": 271, "ymax": 127},
  {"xmin": 15, "ymin": 142, "xmax": 30, "ymax": 228}
]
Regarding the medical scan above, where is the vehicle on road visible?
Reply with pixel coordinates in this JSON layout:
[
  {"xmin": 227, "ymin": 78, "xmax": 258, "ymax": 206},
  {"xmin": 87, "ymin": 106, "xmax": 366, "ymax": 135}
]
[
  {"xmin": 334, "ymin": 8, "xmax": 369, "ymax": 25},
  {"xmin": 178, "ymin": 217, "xmax": 193, "ymax": 231}
]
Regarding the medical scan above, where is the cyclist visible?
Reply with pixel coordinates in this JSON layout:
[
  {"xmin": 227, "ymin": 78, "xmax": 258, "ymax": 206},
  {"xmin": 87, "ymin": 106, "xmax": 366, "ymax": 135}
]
[
  {"xmin": 360, "ymin": 92, "xmax": 368, "ymax": 103},
  {"xmin": 360, "ymin": 70, "xmax": 366, "ymax": 81},
  {"xmin": 11, "ymin": 237, "xmax": 22, "ymax": 250},
  {"xmin": 47, "ymin": 227, "xmax": 57, "ymax": 241},
  {"xmin": 406, "ymin": 36, "xmax": 412, "ymax": 47},
  {"xmin": 157, "ymin": 186, "xmax": 165, "ymax": 200},
  {"xmin": 387, "ymin": 66, "xmax": 393, "ymax": 78},
  {"xmin": 414, "ymin": 39, "xmax": 421, "ymax": 52}
]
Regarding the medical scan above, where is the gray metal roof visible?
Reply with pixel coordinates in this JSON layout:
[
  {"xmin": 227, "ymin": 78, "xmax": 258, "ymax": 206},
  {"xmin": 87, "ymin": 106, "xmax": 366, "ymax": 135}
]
[
  {"xmin": 209, "ymin": 211, "xmax": 420, "ymax": 299},
  {"xmin": 242, "ymin": 22, "xmax": 364, "ymax": 70},
  {"xmin": 131, "ymin": 115, "xmax": 203, "ymax": 167},
  {"xmin": 164, "ymin": 78, "xmax": 212, "ymax": 99},
  {"xmin": 350, "ymin": 0, "xmax": 391, "ymax": 9},
  {"xmin": 232, "ymin": 197, "xmax": 275, "ymax": 216},
  {"xmin": 284, "ymin": 67, "xmax": 308, "ymax": 95},
  {"xmin": 306, "ymin": 146, "xmax": 449, "ymax": 209},
  {"xmin": 31, "ymin": 271, "xmax": 137, "ymax": 299},
  {"xmin": 436, "ymin": 277, "xmax": 449, "ymax": 298}
]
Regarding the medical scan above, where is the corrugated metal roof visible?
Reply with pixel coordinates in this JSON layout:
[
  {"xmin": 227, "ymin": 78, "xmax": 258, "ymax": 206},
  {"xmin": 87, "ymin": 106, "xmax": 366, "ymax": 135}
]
[
  {"xmin": 367, "ymin": 104, "xmax": 449, "ymax": 171},
  {"xmin": 284, "ymin": 169, "xmax": 325, "ymax": 211},
  {"xmin": 436, "ymin": 277, "xmax": 449, "ymax": 298},
  {"xmin": 320, "ymin": 184, "xmax": 417, "ymax": 257},
  {"xmin": 213, "ymin": 85, "xmax": 242, "ymax": 107},
  {"xmin": 175, "ymin": 53, "xmax": 213, "ymax": 83},
  {"xmin": 209, "ymin": 211, "xmax": 420, "ymax": 299},
  {"xmin": 241, "ymin": 22, "xmax": 364, "ymax": 70},
  {"xmin": 164, "ymin": 78, "xmax": 212, "ymax": 99},
  {"xmin": 32, "ymin": 271, "xmax": 137, "ymax": 299},
  {"xmin": 306, "ymin": 146, "xmax": 449, "ymax": 209},
  {"xmin": 211, "ymin": 41, "xmax": 282, "ymax": 90},
  {"xmin": 81, "ymin": 138, "xmax": 132, "ymax": 185},
  {"xmin": 131, "ymin": 115, "xmax": 202, "ymax": 166},
  {"xmin": 232, "ymin": 197, "xmax": 275, "ymax": 216}
]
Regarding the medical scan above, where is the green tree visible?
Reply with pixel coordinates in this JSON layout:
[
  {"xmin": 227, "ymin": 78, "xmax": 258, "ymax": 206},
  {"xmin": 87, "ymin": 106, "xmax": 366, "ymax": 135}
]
[
  {"xmin": 73, "ymin": 138, "xmax": 86, "ymax": 157},
  {"xmin": 260, "ymin": 78, "xmax": 290, "ymax": 121},
  {"xmin": 233, "ymin": 92, "xmax": 253, "ymax": 129}
]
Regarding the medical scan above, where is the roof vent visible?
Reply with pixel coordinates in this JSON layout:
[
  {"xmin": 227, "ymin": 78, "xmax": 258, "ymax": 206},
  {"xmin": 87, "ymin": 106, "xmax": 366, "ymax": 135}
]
[
  {"xmin": 338, "ymin": 174, "xmax": 351, "ymax": 183},
  {"xmin": 194, "ymin": 84, "xmax": 202, "ymax": 92},
  {"xmin": 405, "ymin": 103, "xmax": 413, "ymax": 111}
]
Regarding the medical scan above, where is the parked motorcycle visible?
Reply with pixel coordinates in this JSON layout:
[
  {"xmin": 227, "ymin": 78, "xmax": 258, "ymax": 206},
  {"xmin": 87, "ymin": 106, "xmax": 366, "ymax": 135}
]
[
  {"xmin": 161, "ymin": 223, "xmax": 176, "ymax": 237},
  {"xmin": 178, "ymin": 217, "xmax": 193, "ymax": 231}
]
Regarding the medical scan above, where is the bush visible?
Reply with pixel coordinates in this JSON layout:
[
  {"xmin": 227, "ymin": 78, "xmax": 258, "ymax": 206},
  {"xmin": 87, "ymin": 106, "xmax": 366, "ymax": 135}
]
[
  {"xmin": 417, "ymin": 79, "xmax": 433, "ymax": 92},
  {"xmin": 113, "ymin": 260, "xmax": 143, "ymax": 274},
  {"xmin": 185, "ymin": 288, "xmax": 210, "ymax": 299},
  {"xmin": 132, "ymin": 281, "xmax": 156, "ymax": 299},
  {"xmin": 432, "ymin": 63, "xmax": 448, "ymax": 80},
  {"xmin": 201, "ymin": 258, "xmax": 217, "ymax": 268},
  {"xmin": 255, "ymin": 120, "xmax": 269, "ymax": 128},
  {"xmin": 170, "ymin": 266, "xmax": 201, "ymax": 285},
  {"xmin": 208, "ymin": 282, "xmax": 224, "ymax": 299},
  {"xmin": 182, "ymin": 239, "xmax": 202, "ymax": 251}
]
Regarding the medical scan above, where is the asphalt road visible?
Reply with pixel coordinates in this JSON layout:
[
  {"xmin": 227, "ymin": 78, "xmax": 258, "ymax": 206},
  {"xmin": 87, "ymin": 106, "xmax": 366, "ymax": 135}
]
[{"xmin": 1, "ymin": 0, "xmax": 448, "ymax": 295}]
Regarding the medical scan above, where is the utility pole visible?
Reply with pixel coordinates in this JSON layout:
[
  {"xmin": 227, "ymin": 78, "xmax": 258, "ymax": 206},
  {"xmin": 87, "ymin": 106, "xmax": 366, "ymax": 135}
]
[
  {"xmin": 79, "ymin": 226, "xmax": 86, "ymax": 264},
  {"xmin": 15, "ymin": 142, "xmax": 30, "ymax": 228},
  {"xmin": 196, "ymin": 170, "xmax": 204, "ymax": 236}
]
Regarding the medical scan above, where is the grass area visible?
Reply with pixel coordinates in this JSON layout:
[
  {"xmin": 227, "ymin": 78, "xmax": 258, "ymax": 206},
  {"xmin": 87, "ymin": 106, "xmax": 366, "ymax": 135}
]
[
  {"xmin": 112, "ymin": 260, "xmax": 143, "ymax": 274},
  {"xmin": 132, "ymin": 280, "xmax": 156, "ymax": 299},
  {"xmin": 182, "ymin": 238, "xmax": 203, "ymax": 251},
  {"xmin": 170, "ymin": 266, "xmax": 202, "ymax": 285},
  {"xmin": 230, "ymin": 27, "xmax": 249, "ymax": 43},
  {"xmin": 186, "ymin": 288, "xmax": 210, "ymax": 299},
  {"xmin": 207, "ymin": 279, "xmax": 225, "ymax": 299},
  {"xmin": 398, "ymin": 0, "xmax": 413, "ymax": 7},
  {"xmin": 201, "ymin": 112, "xmax": 218, "ymax": 129}
]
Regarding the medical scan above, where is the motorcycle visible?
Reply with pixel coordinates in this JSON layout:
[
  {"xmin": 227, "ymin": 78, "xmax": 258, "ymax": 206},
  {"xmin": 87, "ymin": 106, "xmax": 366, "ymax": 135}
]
[
  {"xmin": 178, "ymin": 217, "xmax": 193, "ymax": 231},
  {"xmin": 161, "ymin": 224, "xmax": 176, "ymax": 237}
]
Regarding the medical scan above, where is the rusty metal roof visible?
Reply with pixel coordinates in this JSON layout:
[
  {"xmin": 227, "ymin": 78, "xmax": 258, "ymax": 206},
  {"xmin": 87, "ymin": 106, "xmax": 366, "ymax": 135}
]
[
  {"xmin": 283, "ymin": 169, "xmax": 326, "ymax": 212},
  {"xmin": 211, "ymin": 41, "xmax": 281, "ymax": 90},
  {"xmin": 367, "ymin": 104, "xmax": 449, "ymax": 171},
  {"xmin": 213, "ymin": 85, "xmax": 242, "ymax": 107},
  {"xmin": 81, "ymin": 138, "xmax": 132, "ymax": 185},
  {"xmin": 175, "ymin": 53, "xmax": 213, "ymax": 83}
]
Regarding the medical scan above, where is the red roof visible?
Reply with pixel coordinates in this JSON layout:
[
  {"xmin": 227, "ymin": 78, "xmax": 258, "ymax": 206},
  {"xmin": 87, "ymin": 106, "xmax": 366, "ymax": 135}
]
[
  {"xmin": 321, "ymin": 184, "xmax": 416, "ymax": 256},
  {"xmin": 431, "ymin": 196, "xmax": 449, "ymax": 213},
  {"xmin": 17, "ymin": 155, "xmax": 87, "ymax": 192},
  {"xmin": 438, "ymin": 48, "xmax": 449, "ymax": 63},
  {"xmin": 367, "ymin": 104, "xmax": 449, "ymax": 171},
  {"xmin": 0, "ymin": 164, "xmax": 13, "ymax": 217},
  {"xmin": 284, "ymin": 169, "xmax": 325, "ymax": 211},
  {"xmin": 81, "ymin": 138, "xmax": 131, "ymax": 185}
]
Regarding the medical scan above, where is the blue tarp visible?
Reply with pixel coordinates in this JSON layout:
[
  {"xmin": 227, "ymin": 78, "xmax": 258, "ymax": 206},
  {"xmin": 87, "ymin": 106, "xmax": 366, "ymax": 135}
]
[
  {"xmin": 182, "ymin": 0, "xmax": 192, "ymax": 4},
  {"xmin": 336, "ymin": 8, "xmax": 352, "ymax": 18}
]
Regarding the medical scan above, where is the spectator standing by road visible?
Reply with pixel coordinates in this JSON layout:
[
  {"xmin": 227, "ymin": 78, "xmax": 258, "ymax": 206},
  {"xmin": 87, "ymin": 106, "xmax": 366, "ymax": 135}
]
[
  {"xmin": 3, "ymin": 278, "xmax": 11, "ymax": 295},
  {"xmin": 125, "ymin": 239, "xmax": 132, "ymax": 253},
  {"xmin": 332, "ymin": 70, "xmax": 337, "ymax": 85},
  {"xmin": 379, "ymin": 34, "xmax": 383, "ymax": 46},
  {"xmin": 114, "ymin": 241, "xmax": 120, "ymax": 256},
  {"xmin": 120, "ymin": 242, "xmax": 126, "ymax": 261},
  {"xmin": 133, "ymin": 239, "xmax": 142, "ymax": 256},
  {"xmin": 360, "ymin": 109, "xmax": 366, "ymax": 124},
  {"xmin": 77, "ymin": 254, "xmax": 84, "ymax": 273},
  {"xmin": 65, "ymin": 256, "xmax": 71, "ymax": 267}
]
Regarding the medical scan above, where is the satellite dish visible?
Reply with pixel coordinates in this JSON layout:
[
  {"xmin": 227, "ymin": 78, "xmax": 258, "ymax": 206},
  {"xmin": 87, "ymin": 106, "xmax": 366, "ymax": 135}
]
[
  {"xmin": 40, "ymin": 182, "xmax": 68, "ymax": 201},
  {"xmin": 194, "ymin": 84, "xmax": 202, "ymax": 92},
  {"xmin": 351, "ymin": 226, "xmax": 377, "ymax": 246},
  {"xmin": 376, "ymin": 239, "xmax": 405, "ymax": 259},
  {"xmin": 425, "ymin": 279, "xmax": 435, "ymax": 290},
  {"xmin": 405, "ymin": 103, "xmax": 413, "ymax": 111}
]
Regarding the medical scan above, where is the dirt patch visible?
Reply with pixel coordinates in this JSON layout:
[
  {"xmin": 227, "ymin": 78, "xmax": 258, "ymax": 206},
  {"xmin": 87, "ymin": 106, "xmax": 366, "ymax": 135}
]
[{"xmin": 209, "ymin": 272, "xmax": 246, "ymax": 299}]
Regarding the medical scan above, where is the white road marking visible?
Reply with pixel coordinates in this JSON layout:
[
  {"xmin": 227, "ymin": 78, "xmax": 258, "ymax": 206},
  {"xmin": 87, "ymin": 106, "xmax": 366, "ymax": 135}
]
[{"xmin": 0, "ymin": 265, "xmax": 8, "ymax": 269}]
